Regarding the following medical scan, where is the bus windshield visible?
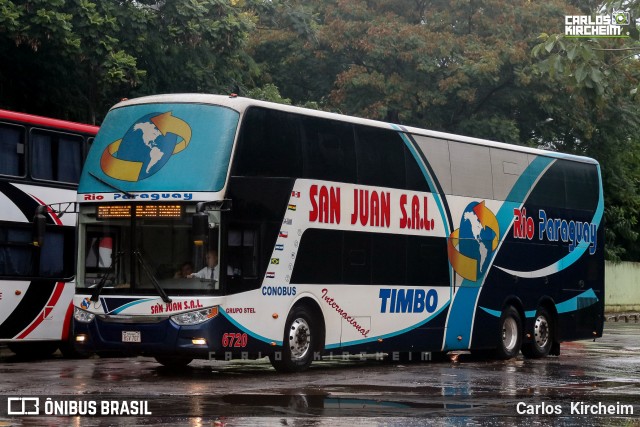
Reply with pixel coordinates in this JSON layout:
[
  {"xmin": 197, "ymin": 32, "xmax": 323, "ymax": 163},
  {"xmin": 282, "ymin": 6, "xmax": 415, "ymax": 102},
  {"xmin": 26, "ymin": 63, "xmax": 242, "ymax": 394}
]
[
  {"xmin": 77, "ymin": 204, "xmax": 221, "ymax": 296},
  {"xmin": 78, "ymin": 102, "xmax": 240, "ymax": 196}
]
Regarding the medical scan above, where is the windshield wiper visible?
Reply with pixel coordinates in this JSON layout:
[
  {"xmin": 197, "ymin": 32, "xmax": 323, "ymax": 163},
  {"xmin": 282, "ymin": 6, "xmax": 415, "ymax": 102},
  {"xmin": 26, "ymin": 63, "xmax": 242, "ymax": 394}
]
[
  {"xmin": 90, "ymin": 251, "xmax": 124, "ymax": 302},
  {"xmin": 89, "ymin": 172, "xmax": 135, "ymax": 198},
  {"xmin": 134, "ymin": 250, "xmax": 172, "ymax": 304}
]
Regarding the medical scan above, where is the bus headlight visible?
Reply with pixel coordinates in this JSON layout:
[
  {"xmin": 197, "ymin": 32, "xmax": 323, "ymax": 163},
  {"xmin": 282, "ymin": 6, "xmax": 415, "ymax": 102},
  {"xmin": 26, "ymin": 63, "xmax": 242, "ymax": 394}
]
[
  {"xmin": 74, "ymin": 307, "xmax": 95, "ymax": 323},
  {"xmin": 171, "ymin": 307, "xmax": 219, "ymax": 326}
]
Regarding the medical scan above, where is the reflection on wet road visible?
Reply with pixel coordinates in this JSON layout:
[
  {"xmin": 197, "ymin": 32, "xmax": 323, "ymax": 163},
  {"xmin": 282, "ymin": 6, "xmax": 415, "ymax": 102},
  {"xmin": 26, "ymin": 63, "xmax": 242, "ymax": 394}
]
[{"xmin": 0, "ymin": 322, "xmax": 638, "ymax": 426}]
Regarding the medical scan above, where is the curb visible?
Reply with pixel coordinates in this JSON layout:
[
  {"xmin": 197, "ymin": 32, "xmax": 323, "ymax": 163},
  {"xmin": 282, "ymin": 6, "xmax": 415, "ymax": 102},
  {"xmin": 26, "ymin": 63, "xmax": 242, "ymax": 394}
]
[{"xmin": 604, "ymin": 313, "xmax": 640, "ymax": 323}]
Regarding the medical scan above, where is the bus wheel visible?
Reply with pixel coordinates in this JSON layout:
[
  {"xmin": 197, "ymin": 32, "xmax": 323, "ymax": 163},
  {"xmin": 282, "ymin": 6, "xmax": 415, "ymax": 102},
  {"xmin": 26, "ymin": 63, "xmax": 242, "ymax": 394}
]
[
  {"xmin": 59, "ymin": 340, "xmax": 89, "ymax": 359},
  {"xmin": 8, "ymin": 342, "xmax": 59, "ymax": 359},
  {"xmin": 522, "ymin": 307, "xmax": 553, "ymax": 358},
  {"xmin": 154, "ymin": 356, "xmax": 193, "ymax": 368},
  {"xmin": 495, "ymin": 306, "xmax": 522, "ymax": 360},
  {"xmin": 270, "ymin": 306, "xmax": 318, "ymax": 373}
]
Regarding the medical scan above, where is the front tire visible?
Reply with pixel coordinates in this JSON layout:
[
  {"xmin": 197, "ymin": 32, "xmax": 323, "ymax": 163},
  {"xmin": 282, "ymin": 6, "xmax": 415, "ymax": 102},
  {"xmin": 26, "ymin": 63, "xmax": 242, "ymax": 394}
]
[
  {"xmin": 270, "ymin": 305, "xmax": 319, "ymax": 372},
  {"xmin": 495, "ymin": 306, "xmax": 522, "ymax": 360},
  {"xmin": 522, "ymin": 307, "xmax": 553, "ymax": 358},
  {"xmin": 154, "ymin": 356, "xmax": 193, "ymax": 368}
]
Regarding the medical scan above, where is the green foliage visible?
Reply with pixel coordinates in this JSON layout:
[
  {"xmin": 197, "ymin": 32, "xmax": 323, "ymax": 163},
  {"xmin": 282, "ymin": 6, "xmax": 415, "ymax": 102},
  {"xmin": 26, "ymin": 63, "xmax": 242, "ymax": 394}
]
[
  {"xmin": 248, "ymin": 0, "xmax": 640, "ymax": 261},
  {"xmin": 246, "ymin": 83, "xmax": 291, "ymax": 104},
  {"xmin": 253, "ymin": 0, "xmax": 638, "ymax": 144},
  {"xmin": 0, "ymin": 0, "xmax": 261, "ymax": 122},
  {"xmin": 529, "ymin": 1, "xmax": 640, "ymax": 260},
  {"xmin": 2, "ymin": 0, "xmax": 640, "ymax": 260}
]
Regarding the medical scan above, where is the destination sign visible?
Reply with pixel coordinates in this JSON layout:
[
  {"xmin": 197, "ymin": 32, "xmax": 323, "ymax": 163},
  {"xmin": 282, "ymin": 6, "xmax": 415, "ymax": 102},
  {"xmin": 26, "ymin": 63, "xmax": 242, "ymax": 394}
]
[{"xmin": 97, "ymin": 204, "xmax": 182, "ymax": 219}]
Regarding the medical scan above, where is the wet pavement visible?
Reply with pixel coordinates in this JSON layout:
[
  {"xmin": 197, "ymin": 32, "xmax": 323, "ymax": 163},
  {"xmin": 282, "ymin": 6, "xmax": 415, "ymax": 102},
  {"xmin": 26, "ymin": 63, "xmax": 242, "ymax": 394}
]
[{"xmin": 0, "ymin": 321, "xmax": 638, "ymax": 426}]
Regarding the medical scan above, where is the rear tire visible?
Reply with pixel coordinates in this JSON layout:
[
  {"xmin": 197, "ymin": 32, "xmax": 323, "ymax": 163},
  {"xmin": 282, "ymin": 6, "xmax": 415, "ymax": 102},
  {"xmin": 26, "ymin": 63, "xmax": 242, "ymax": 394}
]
[
  {"xmin": 270, "ymin": 305, "xmax": 319, "ymax": 373},
  {"xmin": 522, "ymin": 307, "xmax": 553, "ymax": 358},
  {"xmin": 494, "ymin": 306, "xmax": 522, "ymax": 360}
]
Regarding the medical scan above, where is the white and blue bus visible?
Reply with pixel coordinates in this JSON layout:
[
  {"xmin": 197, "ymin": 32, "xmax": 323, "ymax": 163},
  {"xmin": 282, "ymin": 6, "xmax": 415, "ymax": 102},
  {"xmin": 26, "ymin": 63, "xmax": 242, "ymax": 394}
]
[
  {"xmin": 0, "ymin": 109, "xmax": 98, "ymax": 357},
  {"xmin": 71, "ymin": 94, "xmax": 604, "ymax": 371}
]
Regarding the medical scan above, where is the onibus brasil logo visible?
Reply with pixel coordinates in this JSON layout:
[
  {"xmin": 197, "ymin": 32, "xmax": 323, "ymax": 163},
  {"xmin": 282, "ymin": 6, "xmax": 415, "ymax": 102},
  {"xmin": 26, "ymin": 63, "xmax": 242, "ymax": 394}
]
[
  {"xmin": 100, "ymin": 112, "xmax": 192, "ymax": 181},
  {"xmin": 448, "ymin": 201, "xmax": 500, "ymax": 282}
]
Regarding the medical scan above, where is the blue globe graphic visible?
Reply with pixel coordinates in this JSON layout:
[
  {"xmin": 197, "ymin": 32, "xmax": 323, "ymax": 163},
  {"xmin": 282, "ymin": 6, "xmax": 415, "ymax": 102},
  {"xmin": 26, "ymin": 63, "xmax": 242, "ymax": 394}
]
[
  {"xmin": 114, "ymin": 113, "xmax": 178, "ymax": 181},
  {"xmin": 458, "ymin": 202, "xmax": 497, "ymax": 279}
]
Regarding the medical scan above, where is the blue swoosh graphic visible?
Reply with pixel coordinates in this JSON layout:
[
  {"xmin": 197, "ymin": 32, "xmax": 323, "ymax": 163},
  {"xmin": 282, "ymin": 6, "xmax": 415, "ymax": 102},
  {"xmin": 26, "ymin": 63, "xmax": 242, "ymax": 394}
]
[
  {"xmin": 444, "ymin": 156, "xmax": 555, "ymax": 350},
  {"xmin": 393, "ymin": 126, "xmax": 451, "ymax": 237},
  {"xmin": 219, "ymin": 310, "xmax": 283, "ymax": 346},
  {"xmin": 495, "ymin": 164, "xmax": 604, "ymax": 278},
  {"xmin": 479, "ymin": 288, "xmax": 599, "ymax": 318},
  {"xmin": 109, "ymin": 298, "xmax": 157, "ymax": 314},
  {"xmin": 325, "ymin": 300, "xmax": 450, "ymax": 349}
]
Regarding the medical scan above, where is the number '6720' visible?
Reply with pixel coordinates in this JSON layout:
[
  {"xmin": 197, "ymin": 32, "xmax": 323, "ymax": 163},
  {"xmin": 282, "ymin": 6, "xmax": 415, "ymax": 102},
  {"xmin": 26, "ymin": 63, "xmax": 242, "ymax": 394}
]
[{"xmin": 221, "ymin": 332, "xmax": 248, "ymax": 348}]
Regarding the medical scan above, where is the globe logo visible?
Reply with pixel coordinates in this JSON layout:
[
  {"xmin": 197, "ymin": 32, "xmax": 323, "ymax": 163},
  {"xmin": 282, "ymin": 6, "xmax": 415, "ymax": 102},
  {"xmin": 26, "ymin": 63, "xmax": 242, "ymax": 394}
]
[
  {"xmin": 448, "ymin": 201, "xmax": 500, "ymax": 283},
  {"xmin": 100, "ymin": 112, "xmax": 192, "ymax": 182}
]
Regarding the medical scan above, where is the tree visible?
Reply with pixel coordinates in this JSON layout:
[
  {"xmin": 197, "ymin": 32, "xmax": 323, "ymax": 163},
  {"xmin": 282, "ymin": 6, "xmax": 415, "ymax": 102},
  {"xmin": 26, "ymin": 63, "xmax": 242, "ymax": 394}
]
[
  {"xmin": 253, "ymin": 0, "xmax": 591, "ymax": 142},
  {"xmin": 0, "ymin": 0, "xmax": 262, "ymax": 123},
  {"xmin": 251, "ymin": 0, "xmax": 640, "ymax": 260},
  {"xmin": 0, "ymin": 0, "xmax": 145, "ymax": 122},
  {"xmin": 247, "ymin": 0, "xmax": 337, "ymax": 105},
  {"xmin": 530, "ymin": 1, "xmax": 640, "ymax": 260}
]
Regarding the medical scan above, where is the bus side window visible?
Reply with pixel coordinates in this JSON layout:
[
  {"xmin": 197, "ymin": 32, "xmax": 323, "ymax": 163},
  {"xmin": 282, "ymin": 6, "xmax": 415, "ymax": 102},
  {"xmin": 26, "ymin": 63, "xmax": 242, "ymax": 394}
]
[
  {"xmin": 290, "ymin": 229, "xmax": 342, "ymax": 285},
  {"xmin": 233, "ymin": 107, "xmax": 302, "ymax": 178},
  {"xmin": 343, "ymin": 231, "xmax": 370, "ymax": 284},
  {"xmin": 0, "ymin": 227, "xmax": 32, "ymax": 276},
  {"xmin": 407, "ymin": 236, "xmax": 449, "ymax": 286},
  {"xmin": 0, "ymin": 225, "xmax": 71, "ymax": 278},
  {"xmin": 490, "ymin": 148, "xmax": 528, "ymax": 202},
  {"xmin": 526, "ymin": 160, "xmax": 566, "ymax": 209},
  {"xmin": 227, "ymin": 228, "xmax": 258, "ymax": 278},
  {"xmin": 411, "ymin": 136, "xmax": 452, "ymax": 195},
  {"xmin": 449, "ymin": 142, "xmax": 493, "ymax": 200},
  {"xmin": 0, "ymin": 123, "xmax": 25, "ymax": 177},
  {"xmin": 564, "ymin": 161, "xmax": 599, "ymax": 212},
  {"xmin": 30, "ymin": 129, "xmax": 83, "ymax": 184},
  {"xmin": 355, "ymin": 126, "xmax": 405, "ymax": 189},
  {"xmin": 372, "ymin": 233, "xmax": 406, "ymax": 285},
  {"xmin": 302, "ymin": 116, "xmax": 356, "ymax": 183}
]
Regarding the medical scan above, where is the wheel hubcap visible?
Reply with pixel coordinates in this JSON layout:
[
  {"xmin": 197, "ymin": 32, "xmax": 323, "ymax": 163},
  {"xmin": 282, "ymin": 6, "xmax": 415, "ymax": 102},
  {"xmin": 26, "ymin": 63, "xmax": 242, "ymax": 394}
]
[
  {"xmin": 502, "ymin": 317, "xmax": 518, "ymax": 352},
  {"xmin": 288, "ymin": 318, "xmax": 311, "ymax": 361},
  {"xmin": 534, "ymin": 315, "xmax": 550, "ymax": 349}
]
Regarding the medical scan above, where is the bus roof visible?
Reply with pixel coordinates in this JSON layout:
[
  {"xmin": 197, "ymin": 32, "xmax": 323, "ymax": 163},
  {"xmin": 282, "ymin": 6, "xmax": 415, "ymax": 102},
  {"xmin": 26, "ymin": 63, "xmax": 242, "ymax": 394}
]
[
  {"xmin": 0, "ymin": 109, "xmax": 99, "ymax": 135},
  {"xmin": 112, "ymin": 94, "xmax": 598, "ymax": 165}
]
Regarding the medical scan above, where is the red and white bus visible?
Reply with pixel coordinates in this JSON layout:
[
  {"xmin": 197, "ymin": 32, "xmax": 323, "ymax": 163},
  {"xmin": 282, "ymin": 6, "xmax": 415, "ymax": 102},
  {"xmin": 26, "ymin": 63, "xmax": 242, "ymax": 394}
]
[{"xmin": 0, "ymin": 109, "xmax": 98, "ymax": 357}]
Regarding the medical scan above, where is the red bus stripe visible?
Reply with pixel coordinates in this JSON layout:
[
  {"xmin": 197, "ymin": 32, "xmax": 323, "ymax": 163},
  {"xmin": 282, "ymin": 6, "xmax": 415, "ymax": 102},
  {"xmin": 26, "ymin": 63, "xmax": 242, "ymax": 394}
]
[
  {"xmin": 16, "ymin": 282, "xmax": 66, "ymax": 339},
  {"xmin": 61, "ymin": 302, "xmax": 74, "ymax": 342},
  {"xmin": 30, "ymin": 194, "xmax": 63, "ymax": 225},
  {"xmin": 0, "ymin": 109, "xmax": 99, "ymax": 134}
]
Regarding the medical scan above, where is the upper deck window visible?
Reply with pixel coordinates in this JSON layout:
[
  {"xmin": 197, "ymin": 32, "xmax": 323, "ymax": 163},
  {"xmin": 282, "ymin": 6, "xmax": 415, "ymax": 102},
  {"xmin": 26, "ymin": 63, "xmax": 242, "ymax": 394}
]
[
  {"xmin": 0, "ymin": 123, "xmax": 25, "ymax": 177},
  {"xmin": 31, "ymin": 129, "xmax": 83, "ymax": 184},
  {"xmin": 233, "ymin": 107, "xmax": 302, "ymax": 177}
]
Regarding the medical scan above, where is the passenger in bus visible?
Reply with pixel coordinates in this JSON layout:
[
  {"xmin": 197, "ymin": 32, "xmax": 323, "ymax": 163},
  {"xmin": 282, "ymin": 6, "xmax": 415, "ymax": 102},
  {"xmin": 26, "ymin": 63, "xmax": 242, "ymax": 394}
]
[
  {"xmin": 174, "ymin": 262, "xmax": 193, "ymax": 279},
  {"xmin": 189, "ymin": 249, "xmax": 219, "ymax": 281}
]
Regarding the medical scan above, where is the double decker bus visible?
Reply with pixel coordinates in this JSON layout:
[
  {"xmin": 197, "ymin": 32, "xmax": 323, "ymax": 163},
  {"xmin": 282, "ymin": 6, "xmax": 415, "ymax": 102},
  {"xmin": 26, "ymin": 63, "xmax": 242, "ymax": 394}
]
[
  {"xmin": 72, "ymin": 94, "xmax": 604, "ymax": 371},
  {"xmin": 0, "ymin": 109, "xmax": 98, "ymax": 357}
]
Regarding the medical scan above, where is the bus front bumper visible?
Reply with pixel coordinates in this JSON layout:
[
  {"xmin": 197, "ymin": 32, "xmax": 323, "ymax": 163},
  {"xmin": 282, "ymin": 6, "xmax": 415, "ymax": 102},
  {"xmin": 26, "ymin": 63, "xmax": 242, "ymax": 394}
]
[{"xmin": 73, "ymin": 316, "xmax": 214, "ymax": 358}]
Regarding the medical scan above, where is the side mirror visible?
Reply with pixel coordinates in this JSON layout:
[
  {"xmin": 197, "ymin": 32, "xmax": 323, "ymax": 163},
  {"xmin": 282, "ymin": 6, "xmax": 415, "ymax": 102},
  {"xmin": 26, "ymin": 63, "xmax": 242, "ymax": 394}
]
[
  {"xmin": 192, "ymin": 211, "xmax": 208, "ymax": 246},
  {"xmin": 32, "ymin": 206, "xmax": 47, "ymax": 247}
]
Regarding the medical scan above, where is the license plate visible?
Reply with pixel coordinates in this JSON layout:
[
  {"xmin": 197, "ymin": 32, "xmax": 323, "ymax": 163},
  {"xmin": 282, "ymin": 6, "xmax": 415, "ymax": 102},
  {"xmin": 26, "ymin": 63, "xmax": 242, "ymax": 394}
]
[{"xmin": 122, "ymin": 331, "xmax": 141, "ymax": 343}]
